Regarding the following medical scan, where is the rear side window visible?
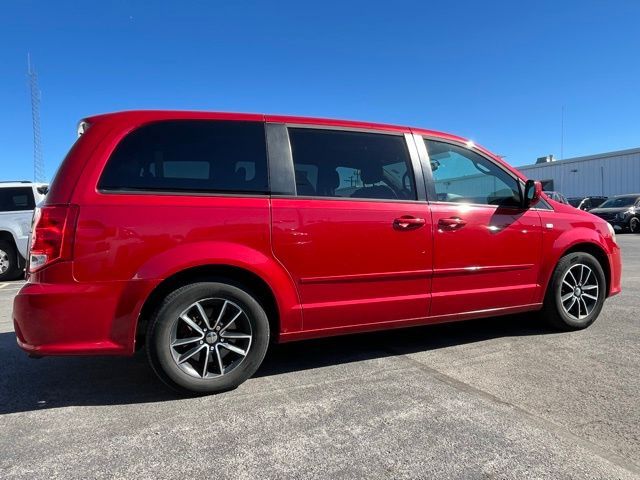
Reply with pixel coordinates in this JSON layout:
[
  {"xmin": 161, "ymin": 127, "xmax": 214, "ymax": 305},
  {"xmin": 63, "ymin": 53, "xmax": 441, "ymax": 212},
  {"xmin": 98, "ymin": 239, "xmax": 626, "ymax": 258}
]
[
  {"xmin": 99, "ymin": 120, "xmax": 269, "ymax": 194},
  {"xmin": 288, "ymin": 128, "xmax": 416, "ymax": 201},
  {"xmin": 0, "ymin": 187, "xmax": 35, "ymax": 212}
]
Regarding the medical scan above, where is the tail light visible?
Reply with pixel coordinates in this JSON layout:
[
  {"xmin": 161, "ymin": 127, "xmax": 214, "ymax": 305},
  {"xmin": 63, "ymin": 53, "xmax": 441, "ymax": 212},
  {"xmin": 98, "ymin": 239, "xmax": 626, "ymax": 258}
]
[{"xmin": 29, "ymin": 205, "xmax": 79, "ymax": 273}]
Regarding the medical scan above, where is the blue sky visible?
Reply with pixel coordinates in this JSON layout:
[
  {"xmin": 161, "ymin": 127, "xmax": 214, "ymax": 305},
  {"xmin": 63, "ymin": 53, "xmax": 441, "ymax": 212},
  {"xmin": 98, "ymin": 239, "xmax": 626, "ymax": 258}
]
[{"xmin": 1, "ymin": 0, "xmax": 639, "ymax": 181}]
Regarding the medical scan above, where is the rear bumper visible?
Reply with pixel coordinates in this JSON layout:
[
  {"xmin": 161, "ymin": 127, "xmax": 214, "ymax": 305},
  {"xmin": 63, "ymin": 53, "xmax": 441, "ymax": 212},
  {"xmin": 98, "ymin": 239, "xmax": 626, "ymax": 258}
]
[{"xmin": 12, "ymin": 275, "xmax": 155, "ymax": 356}]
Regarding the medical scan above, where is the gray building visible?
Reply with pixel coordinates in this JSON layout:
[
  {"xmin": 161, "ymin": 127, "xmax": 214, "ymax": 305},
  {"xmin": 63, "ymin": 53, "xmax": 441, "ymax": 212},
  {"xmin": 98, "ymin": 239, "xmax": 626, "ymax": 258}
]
[{"xmin": 516, "ymin": 147, "xmax": 640, "ymax": 198}]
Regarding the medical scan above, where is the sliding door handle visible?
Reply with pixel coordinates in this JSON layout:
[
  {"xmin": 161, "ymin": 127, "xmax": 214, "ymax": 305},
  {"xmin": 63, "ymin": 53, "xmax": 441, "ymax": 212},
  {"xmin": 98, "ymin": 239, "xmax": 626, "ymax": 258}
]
[
  {"xmin": 438, "ymin": 217, "xmax": 466, "ymax": 230},
  {"xmin": 393, "ymin": 216, "xmax": 426, "ymax": 230}
]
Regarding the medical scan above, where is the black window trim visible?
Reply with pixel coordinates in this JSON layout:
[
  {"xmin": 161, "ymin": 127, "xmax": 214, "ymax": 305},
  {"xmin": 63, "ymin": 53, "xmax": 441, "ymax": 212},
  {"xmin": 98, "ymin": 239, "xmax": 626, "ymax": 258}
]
[
  {"xmin": 416, "ymin": 133, "xmax": 535, "ymax": 210},
  {"xmin": 265, "ymin": 123, "xmax": 295, "ymax": 196},
  {"xmin": 97, "ymin": 119, "xmax": 271, "ymax": 197},
  {"xmin": 267, "ymin": 122, "xmax": 427, "ymax": 203},
  {"xmin": 96, "ymin": 187, "xmax": 271, "ymax": 198}
]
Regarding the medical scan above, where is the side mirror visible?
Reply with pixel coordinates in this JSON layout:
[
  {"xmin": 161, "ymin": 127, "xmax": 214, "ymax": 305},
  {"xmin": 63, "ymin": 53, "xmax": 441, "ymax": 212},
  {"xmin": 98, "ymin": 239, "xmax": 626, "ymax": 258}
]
[{"xmin": 524, "ymin": 180, "xmax": 542, "ymax": 208}]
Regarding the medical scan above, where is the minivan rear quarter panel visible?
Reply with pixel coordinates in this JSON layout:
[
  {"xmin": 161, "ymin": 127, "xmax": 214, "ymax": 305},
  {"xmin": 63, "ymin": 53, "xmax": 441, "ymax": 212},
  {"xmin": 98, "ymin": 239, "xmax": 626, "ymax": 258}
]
[{"xmin": 52, "ymin": 113, "xmax": 304, "ymax": 351}]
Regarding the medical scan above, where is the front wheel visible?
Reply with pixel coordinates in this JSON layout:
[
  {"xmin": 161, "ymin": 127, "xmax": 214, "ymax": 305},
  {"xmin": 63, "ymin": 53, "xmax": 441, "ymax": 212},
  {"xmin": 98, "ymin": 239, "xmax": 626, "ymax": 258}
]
[
  {"xmin": 542, "ymin": 252, "xmax": 606, "ymax": 331},
  {"xmin": 630, "ymin": 217, "xmax": 640, "ymax": 234},
  {"xmin": 147, "ymin": 282, "xmax": 270, "ymax": 395}
]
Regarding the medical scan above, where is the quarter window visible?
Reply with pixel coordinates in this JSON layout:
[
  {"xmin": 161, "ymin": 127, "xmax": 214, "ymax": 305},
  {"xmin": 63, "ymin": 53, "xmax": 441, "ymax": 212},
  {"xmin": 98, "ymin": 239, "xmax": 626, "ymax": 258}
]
[
  {"xmin": 424, "ymin": 139, "xmax": 521, "ymax": 207},
  {"xmin": 99, "ymin": 120, "xmax": 269, "ymax": 194},
  {"xmin": 288, "ymin": 128, "xmax": 416, "ymax": 201},
  {"xmin": 0, "ymin": 187, "xmax": 35, "ymax": 212}
]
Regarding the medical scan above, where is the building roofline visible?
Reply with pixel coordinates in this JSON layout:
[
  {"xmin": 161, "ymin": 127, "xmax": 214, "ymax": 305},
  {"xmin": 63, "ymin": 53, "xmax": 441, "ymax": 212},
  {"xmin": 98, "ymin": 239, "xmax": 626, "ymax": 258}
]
[{"xmin": 518, "ymin": 146, "xmax": 640, "ymax": 169}]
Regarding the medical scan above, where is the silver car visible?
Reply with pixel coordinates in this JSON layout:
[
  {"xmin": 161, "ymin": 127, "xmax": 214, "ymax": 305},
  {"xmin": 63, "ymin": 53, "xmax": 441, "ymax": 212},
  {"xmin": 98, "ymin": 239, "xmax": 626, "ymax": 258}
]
[{"xmin": 0, "ymin": 181, "xmax": 48, "ymax": 280}]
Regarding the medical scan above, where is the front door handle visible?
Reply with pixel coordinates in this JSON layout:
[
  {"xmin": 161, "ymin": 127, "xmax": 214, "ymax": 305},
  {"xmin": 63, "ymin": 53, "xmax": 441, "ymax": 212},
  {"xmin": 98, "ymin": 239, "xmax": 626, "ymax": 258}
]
[
  {"xmin": 393, "ymin": 216, "xmax": 426, "ymax": 230},
  {"xmin": 438, "ymin": 217, "xmax": 466, "ymax": 230}
]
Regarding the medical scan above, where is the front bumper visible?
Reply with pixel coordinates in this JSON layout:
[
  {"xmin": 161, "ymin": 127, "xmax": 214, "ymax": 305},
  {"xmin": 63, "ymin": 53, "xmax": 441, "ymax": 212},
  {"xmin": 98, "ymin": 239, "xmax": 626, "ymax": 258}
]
[
  {"xmin": 608, "ymin": 246, "xmax": 622, "ymax": 297},
  {"xmin": 610, "ymin": 221, "xmax": 626, "ymax": 231},
  {"xmin": 594, "ymin": 217, "xmax": 630, "ymax": 231}
]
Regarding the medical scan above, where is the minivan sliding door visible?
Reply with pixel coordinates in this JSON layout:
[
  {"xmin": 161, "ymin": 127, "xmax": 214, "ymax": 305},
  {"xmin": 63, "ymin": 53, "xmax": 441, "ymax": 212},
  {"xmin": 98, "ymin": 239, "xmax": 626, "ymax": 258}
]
[{"xmin": 268, "ymin": 123, "xmax": 433, "ymax": 334}]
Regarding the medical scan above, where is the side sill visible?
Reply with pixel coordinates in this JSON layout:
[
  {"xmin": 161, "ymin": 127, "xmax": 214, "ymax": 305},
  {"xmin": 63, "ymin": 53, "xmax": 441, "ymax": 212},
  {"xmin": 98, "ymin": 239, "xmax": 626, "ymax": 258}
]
[{"xmin": 278, "ymin": 303, "xmax": 543, "ymax": 343}]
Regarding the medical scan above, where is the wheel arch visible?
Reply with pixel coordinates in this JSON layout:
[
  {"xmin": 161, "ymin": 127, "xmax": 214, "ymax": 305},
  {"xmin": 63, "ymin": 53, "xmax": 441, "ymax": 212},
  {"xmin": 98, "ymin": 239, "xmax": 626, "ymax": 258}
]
[
  {"xmin": 0, "ymin": 229, "xmax": 22, "ymax": 268},
  {"xmin": 557, "ymin": 242, "xmax": 611, "ymax": 296},
  {"xmin": 133, "ymin": 263, "xmax": 299, "ymax": 350},
  {"xmin": 0, "ymin": 229, "xmax": 17, "ymax": 244}
]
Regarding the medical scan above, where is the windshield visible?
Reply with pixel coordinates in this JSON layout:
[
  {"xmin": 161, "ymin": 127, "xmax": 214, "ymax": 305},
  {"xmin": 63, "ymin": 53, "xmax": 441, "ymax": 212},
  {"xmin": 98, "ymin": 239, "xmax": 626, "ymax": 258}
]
[
  {"xmin": 599, "ymin": 197, "xmax": 638, "ymax": 208},
  {"xmin": 568, "ymin": 198, "xmax": 583, "ymax": 207}
]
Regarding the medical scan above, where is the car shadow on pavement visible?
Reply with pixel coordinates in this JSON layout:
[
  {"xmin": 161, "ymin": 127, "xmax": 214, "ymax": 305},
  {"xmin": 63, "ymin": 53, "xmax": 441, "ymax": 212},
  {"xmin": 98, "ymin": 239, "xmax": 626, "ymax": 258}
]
[
  {"xmin": 0, "ymin": 313, "xmax": 557, "ymax": 415},
  {"xmin": 256, "ymin": 313, "xmax": 557, "ymax": 378}
]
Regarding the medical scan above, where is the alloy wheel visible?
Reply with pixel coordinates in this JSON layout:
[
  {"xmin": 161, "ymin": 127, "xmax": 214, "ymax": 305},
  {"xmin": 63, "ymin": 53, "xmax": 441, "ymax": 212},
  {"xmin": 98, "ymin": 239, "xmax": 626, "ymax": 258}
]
[
  {"xmin": 560, "ymin": 263, "xmax": 599, "ymax": 320},
  {"xmin": 630, "ymin": 217, "xmax": 640, "ymax": 233},
  {"xmin": 0, "ymin": 249, "xmax": 9, "ymax": 275},
  {"xmin": 170, "ymin": 298, "xmax": 253, "ymax": 379}
]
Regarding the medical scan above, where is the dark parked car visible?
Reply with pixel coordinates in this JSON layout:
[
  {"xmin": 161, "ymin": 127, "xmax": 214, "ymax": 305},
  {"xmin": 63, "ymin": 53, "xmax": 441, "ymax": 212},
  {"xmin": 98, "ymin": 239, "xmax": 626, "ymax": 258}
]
[
  {"xmin": 568, "ymin": 196, "xmax": 608, "ymax": 211},
  {"xmin": 589, "ymin": 194, "xmax": 640, "ymax": 233}
]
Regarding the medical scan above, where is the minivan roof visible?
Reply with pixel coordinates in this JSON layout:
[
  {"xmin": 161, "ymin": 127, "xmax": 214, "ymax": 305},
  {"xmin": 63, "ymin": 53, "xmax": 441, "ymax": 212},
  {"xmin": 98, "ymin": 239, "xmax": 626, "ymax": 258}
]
[
  {"xmin": 83, "ymin": 110, "xmax": 511, "ymax": 173},
  {"xmin": 83, "ymin": 110, "xmax": 473, "ymax": 148}
]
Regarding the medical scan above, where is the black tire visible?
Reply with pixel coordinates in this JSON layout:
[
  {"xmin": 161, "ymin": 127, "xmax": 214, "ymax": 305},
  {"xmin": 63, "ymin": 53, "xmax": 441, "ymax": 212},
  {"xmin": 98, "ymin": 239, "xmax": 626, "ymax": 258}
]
[
  {"xmin": 542, "ymin": 252, "xmax": 606, "ymax": 331},
  {"xmin": 0, "ymin": 240, "xmax": 21, "ymax": 281},
  {"xmin": 146, "ymin": 281, "xmax": 270, "ymax": 395},
  {"xmin": 630, "ymin": 217, "xmax": 640, "ymax": 234}
]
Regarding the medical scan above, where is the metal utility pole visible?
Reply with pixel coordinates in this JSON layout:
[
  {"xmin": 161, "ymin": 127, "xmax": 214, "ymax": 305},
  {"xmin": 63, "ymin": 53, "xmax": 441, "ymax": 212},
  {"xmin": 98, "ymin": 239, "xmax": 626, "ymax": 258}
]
[
  {"xmin": 27, "ymin": 53, "xmax": 45, "ymax": 183},
  {"xmin": 560, "ymin": 105, "xmax": 565, "ymax": 161}
]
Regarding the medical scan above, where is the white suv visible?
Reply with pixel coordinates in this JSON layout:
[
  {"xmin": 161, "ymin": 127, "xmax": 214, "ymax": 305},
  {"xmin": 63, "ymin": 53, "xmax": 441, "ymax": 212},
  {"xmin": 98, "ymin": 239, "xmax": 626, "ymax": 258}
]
[{"xmin": 0, "ymin": 181, "xmax": 47, "ymax": 280}]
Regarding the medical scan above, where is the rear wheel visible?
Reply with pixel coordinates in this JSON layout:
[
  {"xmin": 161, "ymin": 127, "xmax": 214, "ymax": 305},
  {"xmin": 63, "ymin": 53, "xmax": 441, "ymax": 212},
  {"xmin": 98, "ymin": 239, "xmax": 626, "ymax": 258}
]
[
  {"xmin": 542, "ymin": 252, "xmax": 606, "ymax": 330},
  {"xmin": 0, "ymin": 241, "xmax": 21, "ymax": 281},
  {"xmin": 630, "ymin": 217, "xmax": 640, "ymax": 234},
  {"xmin": 147, "ymin": 282, "xmax": 270, "ymax": 395}
]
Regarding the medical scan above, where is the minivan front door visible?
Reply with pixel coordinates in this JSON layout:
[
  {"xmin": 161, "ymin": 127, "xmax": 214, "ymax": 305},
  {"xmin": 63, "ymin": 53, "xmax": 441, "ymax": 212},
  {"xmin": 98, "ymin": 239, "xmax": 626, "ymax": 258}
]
[
  {"xmin": 269, "ymin": 125, "xmax": 432, "ymax": 333},
  {"xmin": 418, "ymin": 137, "xmax": 543, "ymax": 318}
]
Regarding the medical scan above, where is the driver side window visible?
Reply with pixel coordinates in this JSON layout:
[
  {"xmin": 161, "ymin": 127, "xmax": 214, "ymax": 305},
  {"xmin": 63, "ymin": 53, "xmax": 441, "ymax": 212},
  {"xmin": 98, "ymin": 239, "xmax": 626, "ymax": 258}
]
[{"xmin": 424, "ymin": 139, "xmax": 521, "ymax": 207}]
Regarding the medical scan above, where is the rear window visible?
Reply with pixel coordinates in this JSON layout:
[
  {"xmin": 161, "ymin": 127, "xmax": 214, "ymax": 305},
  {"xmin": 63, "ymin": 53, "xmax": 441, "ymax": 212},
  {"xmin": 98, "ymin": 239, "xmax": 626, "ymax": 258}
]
[
  {"xmin": 99, "ymin": 120, "xmax": 268, "ymax": 194},
  {"xmin": 0, "ymin": 187, "xmax": 35, "ymax": 212}
]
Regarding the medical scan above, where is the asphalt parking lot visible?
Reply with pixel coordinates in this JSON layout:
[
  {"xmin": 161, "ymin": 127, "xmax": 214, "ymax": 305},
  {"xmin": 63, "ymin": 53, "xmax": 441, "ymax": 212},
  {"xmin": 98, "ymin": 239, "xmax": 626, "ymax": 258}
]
[{"xmin": 1, "ymin": 236, "xmax": 639, "ymax": 480}]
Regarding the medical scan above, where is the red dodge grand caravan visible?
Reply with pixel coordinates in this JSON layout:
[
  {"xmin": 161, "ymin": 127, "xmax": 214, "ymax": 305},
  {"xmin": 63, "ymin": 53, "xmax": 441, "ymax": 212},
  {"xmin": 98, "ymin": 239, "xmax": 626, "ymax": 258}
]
[{"xmin": 13, "ymin": 111, "xmax": 622, "ymax": 394}]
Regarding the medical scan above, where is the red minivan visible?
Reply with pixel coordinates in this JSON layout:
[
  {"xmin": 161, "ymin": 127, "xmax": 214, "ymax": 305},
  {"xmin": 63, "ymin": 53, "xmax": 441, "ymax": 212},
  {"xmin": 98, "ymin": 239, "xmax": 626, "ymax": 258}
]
[{"xmin": 13, "ymin": 111, "xmax": 622, "ymax": 394}]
